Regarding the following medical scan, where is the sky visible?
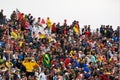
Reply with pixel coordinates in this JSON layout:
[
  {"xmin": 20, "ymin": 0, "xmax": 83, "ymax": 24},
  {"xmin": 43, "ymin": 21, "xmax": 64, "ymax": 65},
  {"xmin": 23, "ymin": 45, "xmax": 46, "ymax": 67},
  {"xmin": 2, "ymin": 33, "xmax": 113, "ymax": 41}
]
[{"xmin": 0, "ymin": 0, "xmax": 120, "ymax": 30}]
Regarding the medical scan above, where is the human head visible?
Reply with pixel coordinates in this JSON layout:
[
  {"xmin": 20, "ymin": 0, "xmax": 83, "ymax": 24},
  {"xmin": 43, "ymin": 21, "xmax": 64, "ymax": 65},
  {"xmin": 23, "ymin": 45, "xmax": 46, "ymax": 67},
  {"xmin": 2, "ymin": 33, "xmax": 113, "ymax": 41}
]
[{"xmin": 1, "ymin": 9, "xmax": 3, "ymax": 12}]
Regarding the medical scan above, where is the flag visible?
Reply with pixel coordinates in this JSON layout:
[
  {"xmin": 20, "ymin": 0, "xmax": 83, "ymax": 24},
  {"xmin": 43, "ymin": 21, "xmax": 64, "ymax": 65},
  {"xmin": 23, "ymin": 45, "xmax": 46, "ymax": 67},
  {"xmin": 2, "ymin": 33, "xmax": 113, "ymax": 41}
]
[
  {"xmin": 42, "ymin": 53, "xmax": 51, "ymax": 68},
  {"xmin": 21, "ymin": 17, "xmax": 26, "ymax": 29},
  {"xmin": 69, "ymin": 50, "xmax": 73, "ymax": 57},
  {"xmin": 16, "ymin": 9, "xmax": 26, "ymax": 29},
  {"xmin": 17, "ymin": 11, "xmax": 23, "ymax": 20},
  {"xmin": 11, "ymin": 31, "xmax": 18, "ymax": 39},
  {"xmin": 24, "ymin": 14, "xmax": 27, "ymax": 21},
  {"xmin": 19, "ymin": 41, "xmax": 23, "ymax": 47}
]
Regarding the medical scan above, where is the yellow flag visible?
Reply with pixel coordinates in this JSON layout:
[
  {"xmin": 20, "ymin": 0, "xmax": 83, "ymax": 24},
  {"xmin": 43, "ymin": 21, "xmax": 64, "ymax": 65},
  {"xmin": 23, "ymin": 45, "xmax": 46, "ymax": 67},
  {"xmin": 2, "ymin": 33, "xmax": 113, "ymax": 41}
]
[
  {"xmin": 11, "ymin": 31, "xmax": 18, "ymax": 39},
  {"xmin": 19, "ymin": 41, "xmax": 23, "ymax": 47},
  {"xmin": 70, "ymin": 50, "xmax": 73, "ymax": 57}
]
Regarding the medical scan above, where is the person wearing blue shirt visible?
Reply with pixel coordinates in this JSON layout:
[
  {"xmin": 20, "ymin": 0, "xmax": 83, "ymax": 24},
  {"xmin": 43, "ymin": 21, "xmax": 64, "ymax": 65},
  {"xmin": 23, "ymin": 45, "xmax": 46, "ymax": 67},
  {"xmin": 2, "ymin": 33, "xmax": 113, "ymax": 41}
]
[
  {"xmin": 18, "ymin": 52, "xmax": 24, "ymax": 60},
  {"xmin": 112, "ymin": 35, "xmax": 118, "ymax": 42},
  {"xmin": 73, "ymin": 59, "xmax": 79, "ymax": 68}
]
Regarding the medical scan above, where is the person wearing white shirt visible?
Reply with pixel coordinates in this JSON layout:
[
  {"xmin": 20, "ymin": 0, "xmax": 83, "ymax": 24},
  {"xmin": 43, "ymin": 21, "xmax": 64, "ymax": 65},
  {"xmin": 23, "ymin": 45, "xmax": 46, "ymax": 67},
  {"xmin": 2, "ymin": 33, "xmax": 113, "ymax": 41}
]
[{"xmin": 39, "ymin": 70, "xmax": 47, "ymax": 80}]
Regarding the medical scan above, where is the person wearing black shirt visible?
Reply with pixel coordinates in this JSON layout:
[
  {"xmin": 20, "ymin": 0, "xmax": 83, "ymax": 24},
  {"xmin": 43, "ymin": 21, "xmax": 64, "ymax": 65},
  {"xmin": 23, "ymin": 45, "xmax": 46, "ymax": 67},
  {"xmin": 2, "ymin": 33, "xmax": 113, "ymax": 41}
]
[{"xmin": 0, "ymin": 9, "xmax": 3, "ymax": 25}]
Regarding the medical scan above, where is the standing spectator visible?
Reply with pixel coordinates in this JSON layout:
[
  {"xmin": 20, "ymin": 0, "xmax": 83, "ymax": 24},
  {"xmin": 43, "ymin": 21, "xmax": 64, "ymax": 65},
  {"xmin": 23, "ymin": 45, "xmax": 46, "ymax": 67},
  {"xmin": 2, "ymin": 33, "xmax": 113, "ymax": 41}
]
[
  {"xmin": 45, "ymin": 17, "xmax": 52, "ymax": 35},
  {"xmin": 0, "ymin": 9, "xmax": 4, "ymax": 25},
  {"xmin": 10, "ymin": 11, "xmax": 17, "ymax": 26},
  {"xmin": 0, "ymin": 9, "xmax": 120, "ymax": 80},
  {"xmin": 51, "ymin": 23, "xmax": 56, "ymax": 33},
  {"xmin": 2, "ymin": 16, "xmax": 7, "ymax": 25},
  {"xmin": 56, "ymin": 22, "xmax": 60, "ymax": 34}
]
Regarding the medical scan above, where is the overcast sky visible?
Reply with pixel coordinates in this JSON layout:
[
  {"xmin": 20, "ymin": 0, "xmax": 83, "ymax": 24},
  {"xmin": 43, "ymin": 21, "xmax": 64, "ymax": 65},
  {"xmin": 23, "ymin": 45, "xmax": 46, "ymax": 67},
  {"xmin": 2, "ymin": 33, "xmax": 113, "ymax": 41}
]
[{"xmin": 1, "ymin": 0, "xmax": 120, "ymax": 29}]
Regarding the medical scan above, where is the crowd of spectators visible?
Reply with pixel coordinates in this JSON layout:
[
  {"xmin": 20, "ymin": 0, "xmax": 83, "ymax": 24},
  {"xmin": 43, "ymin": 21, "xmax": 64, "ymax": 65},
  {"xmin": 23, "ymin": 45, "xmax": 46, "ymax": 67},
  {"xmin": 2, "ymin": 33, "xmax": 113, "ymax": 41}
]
[{"xmin": 0, "ymin": 9, "xmax": 120, "ymax": 80}]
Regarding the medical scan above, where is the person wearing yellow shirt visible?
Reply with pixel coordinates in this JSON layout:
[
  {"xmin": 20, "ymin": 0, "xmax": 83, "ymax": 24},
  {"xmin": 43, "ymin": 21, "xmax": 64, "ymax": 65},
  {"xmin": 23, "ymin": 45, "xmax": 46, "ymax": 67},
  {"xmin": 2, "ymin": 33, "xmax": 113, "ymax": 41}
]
[
  {"xmin": 39, "ymin": 32, "xmax": 45, "ymax": 39},
  {"xmin": 5, "ymin": 61, "xmax": 13, "ymax": 67},
  {"xmin": 45, "ymin": 17, "xmax": 52, "ymax": 35},
  {"xmin": 22, "ymin": 57, "xmax": 39, "ymax": 78},
  {"xmin": 73, "ymin": 24, "xmax": 79, "ymax": 35},
  {"xmin": 46, "ymin": 17, "xmax": 52, "ymax": 29}
]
